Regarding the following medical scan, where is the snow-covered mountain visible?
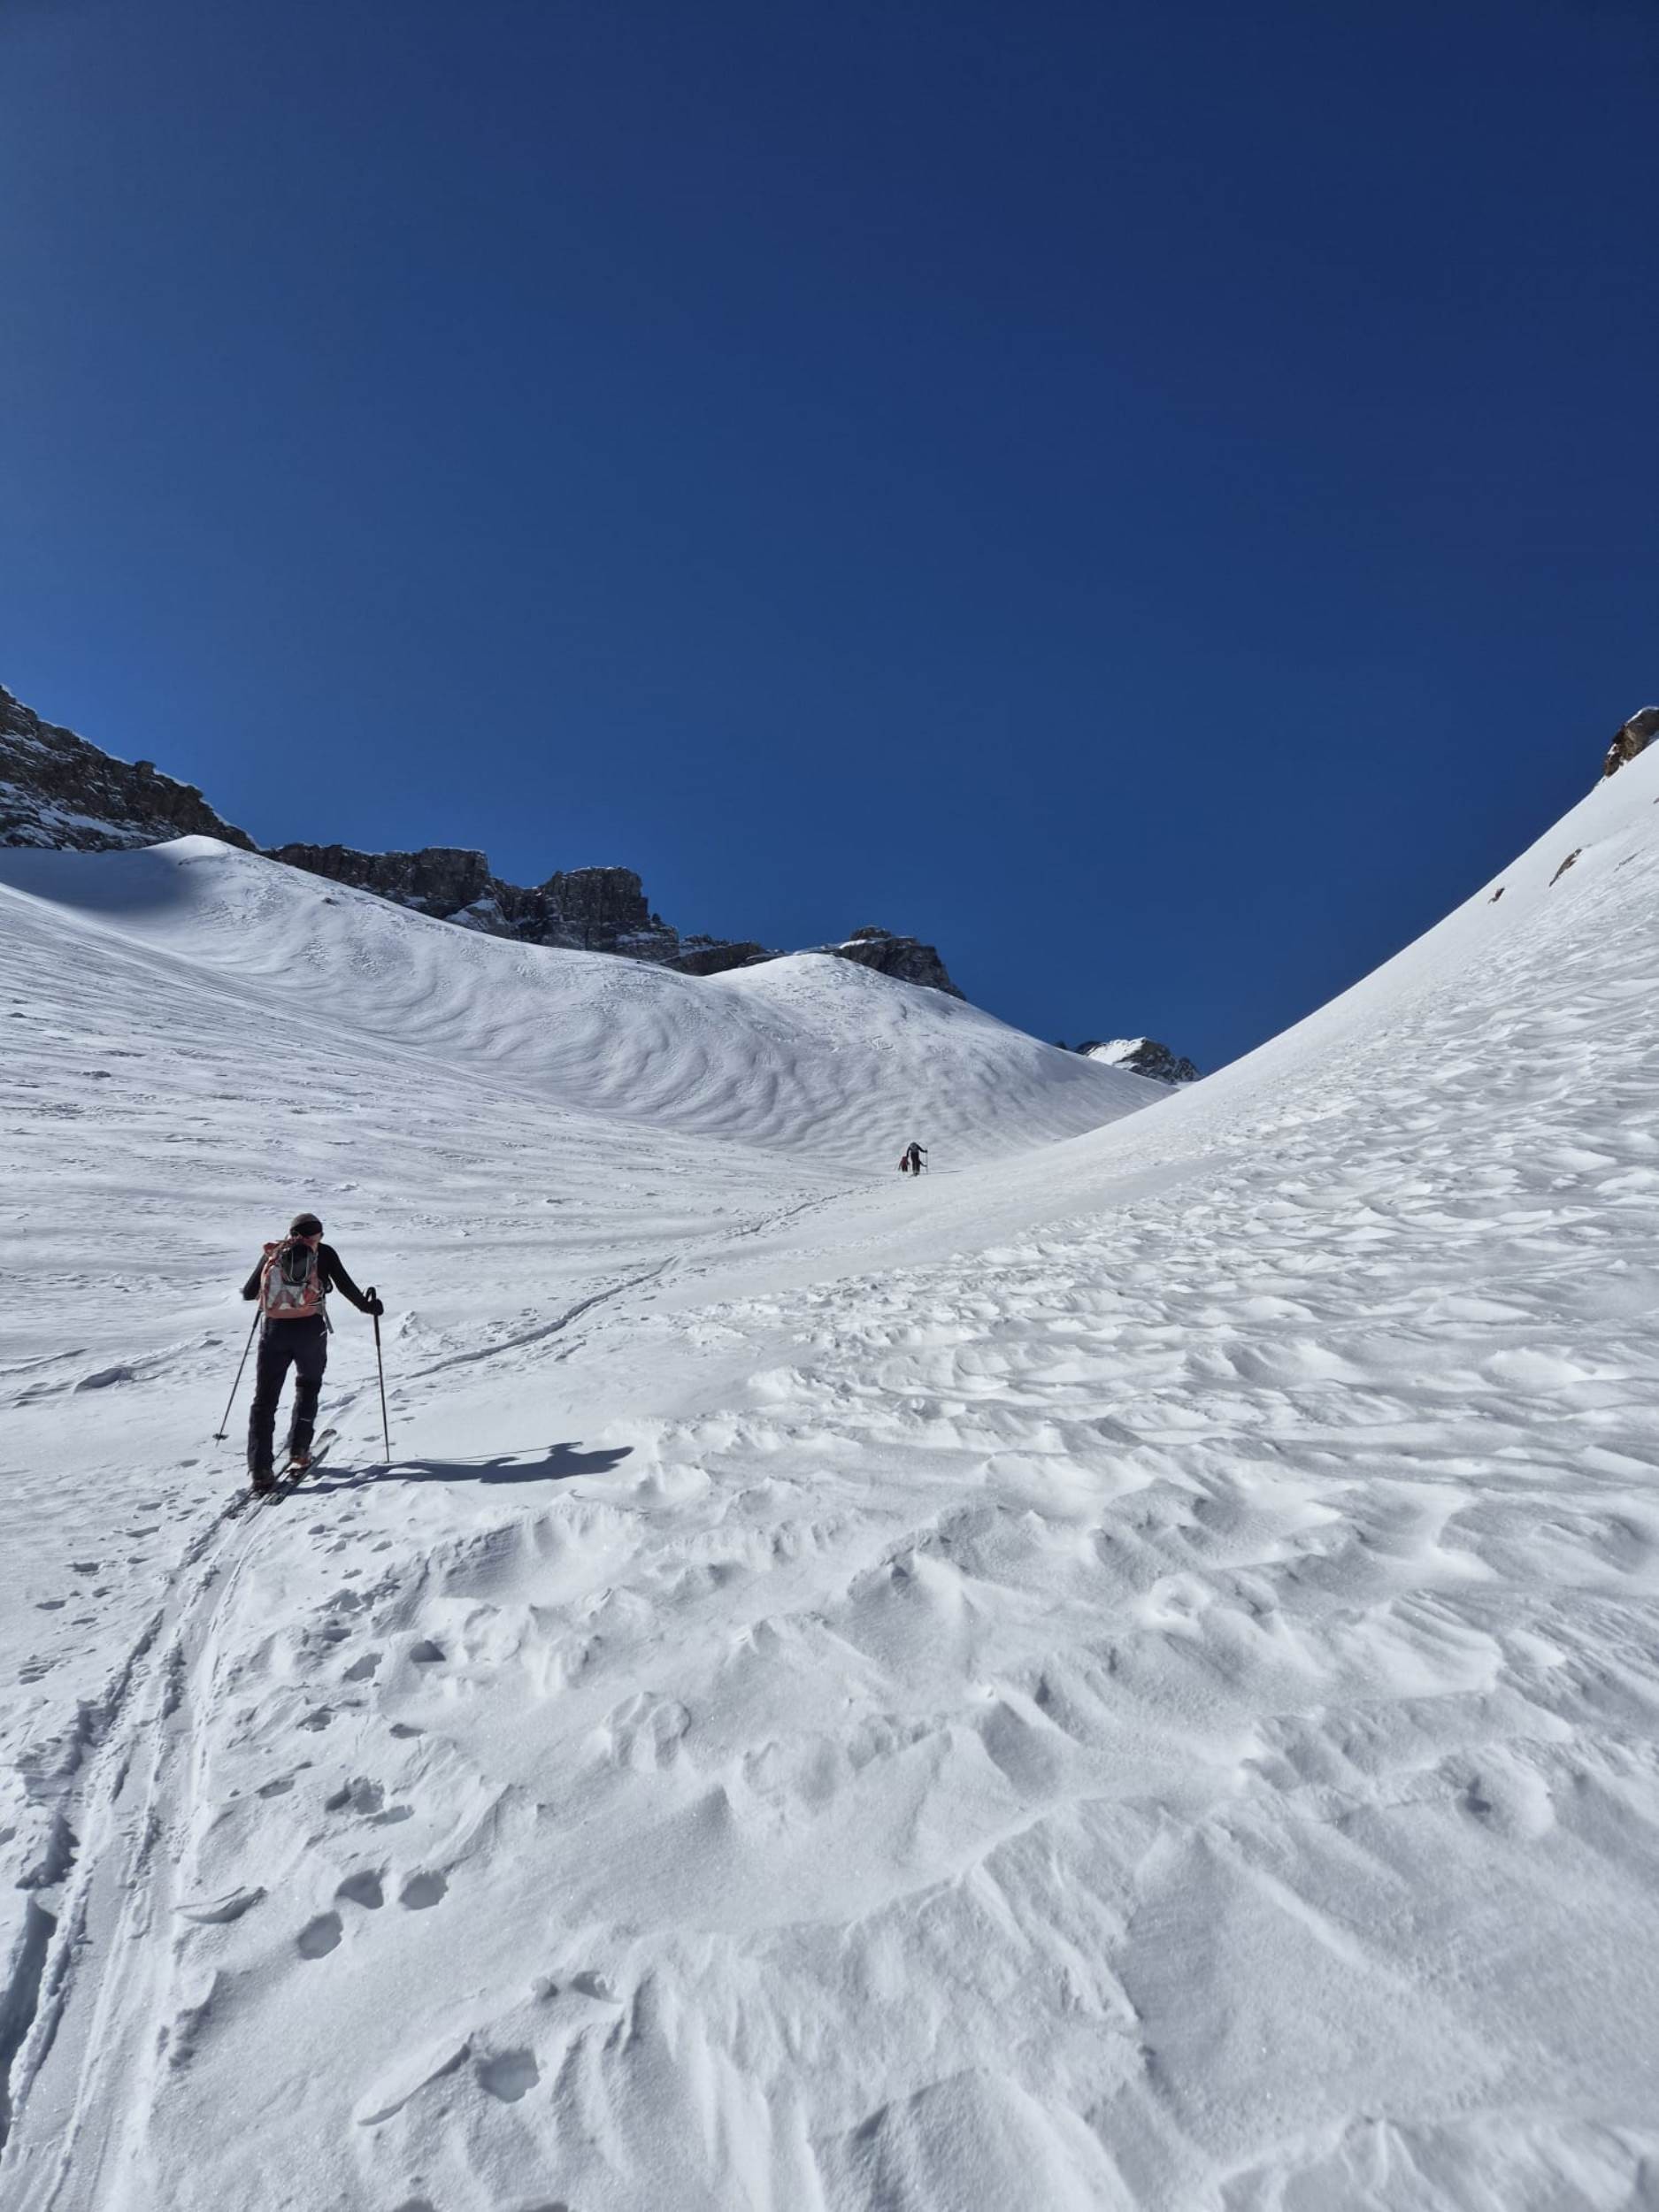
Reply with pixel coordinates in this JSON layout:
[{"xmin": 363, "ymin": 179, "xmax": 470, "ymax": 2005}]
[
  {"xmin": 2, "ymin": 729, "xmax": 1657, "ymax": 2210},
  {"xmin": 1074, "ymin": 1034, "xmax": 1201, "ymax": 1084}
]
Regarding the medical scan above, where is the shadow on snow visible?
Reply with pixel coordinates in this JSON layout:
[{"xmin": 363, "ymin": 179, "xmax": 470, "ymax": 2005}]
[{"xmin": 310, "ymin": 1440, "xmax": 632, "ymax": 1491}]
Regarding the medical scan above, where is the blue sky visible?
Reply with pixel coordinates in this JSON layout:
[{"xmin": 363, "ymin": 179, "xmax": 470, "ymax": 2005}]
[{"xmin": 3, "ymin": 0, "xmax": 1655, "ymax": 1069}]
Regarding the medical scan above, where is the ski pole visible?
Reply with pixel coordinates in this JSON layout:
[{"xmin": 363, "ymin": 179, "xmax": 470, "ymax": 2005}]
[
  {"xmin": 214, "ymin": 1308, "xmax": 261, "ymax": 1441},
  {"xmin": 369, "ymin": 1290, "xmax": 391, "ymax": 1461}
]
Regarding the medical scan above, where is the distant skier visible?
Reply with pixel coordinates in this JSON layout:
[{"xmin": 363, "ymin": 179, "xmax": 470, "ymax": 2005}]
[
  {"xmin": 241, "ymin": 1212, "xmax": 381, "ymax": 1492},
  {"xmin": 902, "ymin": 1142, "xmax": 928, "ymax": 1176}
]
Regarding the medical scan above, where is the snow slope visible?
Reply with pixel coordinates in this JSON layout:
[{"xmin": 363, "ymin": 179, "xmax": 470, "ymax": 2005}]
[
  {"xmin": 3, "ymin": 752, "xmax": 1659, "ymax": 2211},
  {"xmin": 0, "ymin": 838, "xmax": 1150, "ymax": 1166}
]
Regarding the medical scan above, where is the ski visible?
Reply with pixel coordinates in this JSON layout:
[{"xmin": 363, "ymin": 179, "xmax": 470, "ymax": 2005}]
[{"xmin": 255, "ymin": 1425, "xmax": 340, "ymax": 1503}]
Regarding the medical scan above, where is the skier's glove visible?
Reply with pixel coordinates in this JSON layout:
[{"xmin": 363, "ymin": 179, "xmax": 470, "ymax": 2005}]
[{"xmin": 364, "ymin": 1294, "xmax": 385, "ymax": 1317}]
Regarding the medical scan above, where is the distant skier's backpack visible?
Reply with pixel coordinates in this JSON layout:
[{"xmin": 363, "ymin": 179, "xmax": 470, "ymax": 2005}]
[
  {"xmin": 899, "ymin": 1155, "xmax": 910, "ymax": 1173},
  {"xmin": 259, "ymin": 1235, "xmax": 326, "ymax": 1321}
]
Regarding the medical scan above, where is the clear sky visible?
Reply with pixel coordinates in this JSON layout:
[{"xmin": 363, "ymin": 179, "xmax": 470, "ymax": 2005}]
[{"xmin": 3, "ymin": 0, "xmax": 1655, "ymax": 1070}]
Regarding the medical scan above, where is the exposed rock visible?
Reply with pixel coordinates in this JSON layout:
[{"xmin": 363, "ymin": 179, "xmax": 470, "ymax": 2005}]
[
  {"xmin": 1601, "ymin": 706, "xmax": 1659, "ymax": 780},
  {"xmin": 0, "ymin": 684, "xmax": 255, "ymax": 852},
  {"xmin": 271, "ymin": 846, "xmax": 680, "ymax": 958},
  {"xmin": 1068, "ymin": 1037, "xmax": 1200, "ymax": 1085},
  {"xmin": 269, "ymin": 842, "xmax": 493, "ymax": 915},
  {"xmin": 537, "ymin": 867, "xmax": 679, "ymax": 959},
  {"xmin": 671, "ymin": 938, "xmax": 774, "ymax": 978},
  {"xmin": 814, "ymin": 927, "xmax": 964, "ymax": 999}
]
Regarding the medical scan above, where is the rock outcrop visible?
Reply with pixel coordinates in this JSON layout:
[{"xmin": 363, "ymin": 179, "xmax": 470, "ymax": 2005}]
[
  {"xmin": 269, "ymin": 845, "xmax": 681, "ymax": 959},
  {"xmin": 1602, "ymin": 706, "xmax": 1659, "ymax": 780},
  {"xmin": 537, "ymin": 867, "xmax": 680, "ymax": 959},
  {"xmin": 0, "ymin": 684, "xmax": 255, "ymax": 852},
  {"xmin": 268, "ymin": 842, "xmax": 495, "ymax": 916},
  {"xmin": 816, "ymin": 927, "xmax": 964, "ymax": 999},
  {"xmin": 671, "ymin": 938, "xmax": 773, "ymax": 978},
  {"xmin": 1065, "ymin": 1037, "xmax": 1200, "ymax": 1085}
]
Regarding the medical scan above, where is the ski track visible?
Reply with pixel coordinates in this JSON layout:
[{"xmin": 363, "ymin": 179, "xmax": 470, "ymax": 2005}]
[{"xmin": 3, "ymin": 754, "xmax": 1659, "ymax": 2207}]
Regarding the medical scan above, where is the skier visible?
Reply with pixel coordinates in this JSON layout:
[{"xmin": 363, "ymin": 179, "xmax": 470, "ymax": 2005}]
[
  {"xmin": 241, "ymin": 1212, "xmax": 381, "ymax": 1492},
  {"xmin": 902, "ymin": 1141, "xmax": 928, "ymax": 1176}
]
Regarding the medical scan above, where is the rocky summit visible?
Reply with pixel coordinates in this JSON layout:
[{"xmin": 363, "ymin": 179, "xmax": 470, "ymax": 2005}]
[
  {"xmin": 0, "ymin": 682, "xmax": 964, "ymax": 994},
  {"xmin": 0, "ymin": 684, "xmax": 256, "ymax": 853},
  {"xmin": 1064, "ymin": 1036, "xmax": 1202, "ymax": 1085},
  {"xmin": 827, "ymin": 926, "xmax": 963, "ymax": 998},
  {"xmin": 1603, "ymin": 705, "xmax": 1659, "ymax": 780}
]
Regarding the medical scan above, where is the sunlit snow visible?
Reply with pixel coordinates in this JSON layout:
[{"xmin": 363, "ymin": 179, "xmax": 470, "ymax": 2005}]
[{"xmin": 2, "ymin": 747, "xmax": 1656, "ymax": 2209}]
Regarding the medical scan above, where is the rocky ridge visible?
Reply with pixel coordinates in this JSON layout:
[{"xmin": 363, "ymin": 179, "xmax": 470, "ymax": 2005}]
[
  {"xmin": 0, "ymin": 685, "xmax": 255, "ymax": 853},
  {"xmin": 0, "ymin": 683, "xmax": 962, "ymax": 994},
  {"xmin": 1063, "ymin": 1037, "xmax": 1202, "ymax": 1086},
  {"xmin": 265, "ymin": 841, "xmax": 684, "ymax": 962},
  {"xmin": 1603, "ymin": 705, "xmax": 1659, "ymax": 780}
]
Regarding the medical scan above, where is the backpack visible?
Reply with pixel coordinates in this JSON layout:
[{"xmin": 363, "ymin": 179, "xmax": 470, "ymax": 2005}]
[{"xmin": 259, "ymin": 1235, "xmax": 326, "ymax": 1321}]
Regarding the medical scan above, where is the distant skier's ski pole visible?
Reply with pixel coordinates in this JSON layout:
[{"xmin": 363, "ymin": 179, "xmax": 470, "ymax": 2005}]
[
  {"xmin": 369, "ymin": 1289, "xmax": 391, "ymax": 1461},
  {"xmin": 214, "ymin": 1309, "xmax": 262, "ymax": 1441}
]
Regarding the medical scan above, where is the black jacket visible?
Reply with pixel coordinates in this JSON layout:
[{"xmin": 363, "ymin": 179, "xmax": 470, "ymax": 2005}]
[{"xmin": 242, "ymin": 1242, "xmax": 373, "ymax": 1313}]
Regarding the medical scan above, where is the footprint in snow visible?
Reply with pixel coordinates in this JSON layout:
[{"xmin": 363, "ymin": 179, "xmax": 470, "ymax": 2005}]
[
  {"xmin": 335, "ymin": 1870, "xmax": 385, "ymax": 1910},
  {"xmin": 324, "ymin": 1777, "xmax": 384, "ymax": 1816},
  {"xmin": 398, "ymin": 1871, "xmax": 447, "ymax": 1910},
  {"xmin": 476, "ymin": 2047, "xmax": 539, "ymax": 2102},
  {"xmin": 296, "ymin": 1911, "xmax": 343, "ymax": 1958},
  {"xmin": 409, "ymin": 1640, "xmax": 444, "ymax": 1666}
]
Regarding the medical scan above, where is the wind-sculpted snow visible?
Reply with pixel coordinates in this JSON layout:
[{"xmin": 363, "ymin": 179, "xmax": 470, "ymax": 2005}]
[
  {"xmin": 2, "ymin": 749, "xmax": 1658, "ymax": 2209},
  {"xmin": 0, "ymin": 837, "xmax": 1151, "ymax": 1166}
]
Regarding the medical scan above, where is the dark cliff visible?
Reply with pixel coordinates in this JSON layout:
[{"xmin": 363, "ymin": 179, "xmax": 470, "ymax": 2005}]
[
  {"xmin": 267, "ymin": 845, "xmax": 681, "ymax": 960},
  {"xmin": 1602, "ymin": 706, "xmax": 1659, "ymax": 780},
  {"xmin": 818, "ymin": 927, "xmax": 964, "ymax": 999},
  {"xmin": 0, "ymin": 685, "xmax": 256, "ymax": 853}
]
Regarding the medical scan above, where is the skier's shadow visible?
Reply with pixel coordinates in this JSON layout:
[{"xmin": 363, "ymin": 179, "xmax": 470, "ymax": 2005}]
[{"xmin": 311, "ymin": 1440, "xmax": 631, "ymax": 1491}]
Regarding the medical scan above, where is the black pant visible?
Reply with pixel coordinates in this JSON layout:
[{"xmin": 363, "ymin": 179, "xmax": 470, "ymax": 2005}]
[{"xmin": 248, "ymin": 1317, "xmax": 328, "ymax": 1471}]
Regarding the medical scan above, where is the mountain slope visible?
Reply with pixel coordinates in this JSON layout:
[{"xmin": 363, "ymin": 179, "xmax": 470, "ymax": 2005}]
[
  {"xmin": 0, "ymin": 835, "xmax": 1154, "ymax": 1166},
  {"xmin": 3, "ymin": 748, "xmax": 1658, "ymax": 2211}
]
